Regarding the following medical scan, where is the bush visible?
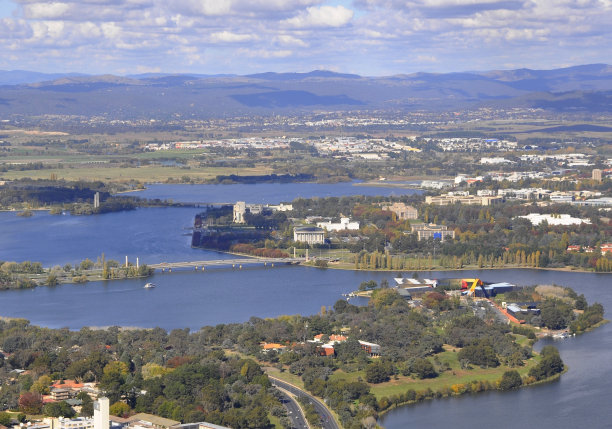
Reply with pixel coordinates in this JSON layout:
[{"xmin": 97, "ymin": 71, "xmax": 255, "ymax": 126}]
[
  {"xmin": 314, "ymin": 259, "xmax": 328, "ymax": 268},
  {"xmin": 0, "ymin": 412, "xmax": 12, "ymax": 426}
]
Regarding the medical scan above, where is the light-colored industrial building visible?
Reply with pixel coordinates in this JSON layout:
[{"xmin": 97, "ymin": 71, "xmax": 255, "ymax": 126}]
[
  {"xmin": 411, "ymin": 223, "xmax": 455, "ymax": 241},
  {"xmin": 425, "ymin": 194, "xmax": 503, "ymax": 206}
]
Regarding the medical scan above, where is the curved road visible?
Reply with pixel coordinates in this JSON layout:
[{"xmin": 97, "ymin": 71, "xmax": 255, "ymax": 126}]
[
  {"xmin": 275, "ymin": 386, "xmax": 310, "ymax": 429},
  {"xmin": 269, "ymin": 376, "xmax": 340, "ymax": 429}
]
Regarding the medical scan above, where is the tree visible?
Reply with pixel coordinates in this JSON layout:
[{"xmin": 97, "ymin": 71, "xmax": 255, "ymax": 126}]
[
  {"xmin": 30, "ymin": 375, "xmax": 52, "ymax": 395},
  {"xmin": 574, "ymin": 294, "xmax": 588, "ymax": 310},
  {"xmin": 411, "ymin": 358, "xmax": 438, "ymax": 379},
  {"xmin": 365, "ymin": 361, "xmax": 392, "ymax": 383},
  {"xmin": 457, "ymin": 340, "xmax": 499, "ymax": 368},
  {"xmin": 369, "ymin": 288, "xmax": 402, "ymax": 310},
  {"xmin": 529, "ymin": 346, "xmax": 564, "ymax": 381},
  {"xmin": 245, "ymin": 406, "xmax": 269, "ymax": 429},
  {"xmin": 79, "ymin": 259, "xmax": 94, "ymax": 271},
  {"xmin": 77, "ymin": 392, "xmax": 94, "ymax": 417},
  {"xmin": 498, "ymin": 370, "xmax": 522, "ymax": 390},
  {"xmin": 100, "ymin": 361, "xmax": 129, "ymax": 403},
  {"xmin": 46, "ymin": 274, "xmax": 59, "ymax": 286},
  {"xmin": 43, "ymin": 401, "xmax": 75, "ymax": 418},
  {"xmin": 540, "ymin": 300, "xmax": 573, "ymax": 330},
  {"xmin": 0, "ymin": 412, "xmax": 12, "ymax": 426},
  {"xmin": 19, "ymin": 392, "xmax": 43, "ymax": 414},
  {"xmin": 109, "ymin": 401, "xmax": 131, "ymax": 417}
]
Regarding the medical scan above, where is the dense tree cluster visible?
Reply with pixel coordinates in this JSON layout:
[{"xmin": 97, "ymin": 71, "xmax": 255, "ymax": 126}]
[
  {"xmin": 528, "ymin": 346, "xmax": 564, "ymax": 381},
  {"xmin": 0, "ymin": 321, "xmax": 279, "ymax": 429}
]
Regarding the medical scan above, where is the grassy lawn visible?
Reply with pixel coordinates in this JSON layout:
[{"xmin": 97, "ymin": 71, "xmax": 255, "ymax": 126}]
[
  {"xmin": 328, "ymin": 347, "xmax": 541, "ymax": 399},
  {"xmin": 0, "ymin": 165, "xmax": 273, "ymax": 182},
  {"xmin": 264, "ymin": 367, "xmax": 306, "ymax": 389},
  {"xmin": 268, "ymin": 413, "xmax": 282, "ymax": 429}
]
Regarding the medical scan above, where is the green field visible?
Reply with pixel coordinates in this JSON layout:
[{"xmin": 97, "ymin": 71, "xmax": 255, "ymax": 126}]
[
  {"xmin": 328, "ymin": 345, "xmax": 540, "ymax": 399},
  {"xmin": 0, "ymin": 164, "xmax": 273, "ymax": 182}
]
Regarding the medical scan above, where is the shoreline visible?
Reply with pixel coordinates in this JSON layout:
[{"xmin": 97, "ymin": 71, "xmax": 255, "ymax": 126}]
[
  {"xmin": 303, "ymin": 260, "xmax": 610, "ymax": 275},
  {"xmin": 376, "ymin": 365, "xmax": 569, "ymax": 419}
]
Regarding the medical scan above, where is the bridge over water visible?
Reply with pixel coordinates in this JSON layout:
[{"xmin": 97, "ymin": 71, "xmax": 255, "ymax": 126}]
[{"xmin": 149, "ymin": 257, "xmax": 305, "ymax": 271}]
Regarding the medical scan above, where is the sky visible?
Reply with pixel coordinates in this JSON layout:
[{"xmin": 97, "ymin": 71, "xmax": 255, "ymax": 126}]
[{"xmin": 0, "ymin": 0, "xmax": 611, "ymax": 76}]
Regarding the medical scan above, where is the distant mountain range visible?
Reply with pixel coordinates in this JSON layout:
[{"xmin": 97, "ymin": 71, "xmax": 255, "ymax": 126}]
[{"xmin": 1, "ymin": 64, "xmax": 611, "ymax": 118}]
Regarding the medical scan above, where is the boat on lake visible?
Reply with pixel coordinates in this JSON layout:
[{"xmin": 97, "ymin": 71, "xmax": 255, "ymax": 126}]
[{"xmin": 144, "ymin": 283, "xmax": 156, "ymax": 289}]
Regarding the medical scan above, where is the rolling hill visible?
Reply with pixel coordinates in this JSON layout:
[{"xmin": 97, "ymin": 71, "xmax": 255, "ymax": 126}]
[{"xmin": 0, "ymin": 64, "xmax": 611, "ymax": 118}]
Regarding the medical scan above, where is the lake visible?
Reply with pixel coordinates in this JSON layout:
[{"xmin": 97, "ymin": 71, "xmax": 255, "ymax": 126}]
[
  {"xmin": 0, "ymin": 182, "xmax": 610, "ymax": 428},
  {"xmin": 134, "ymin": 181, "xmax": 421, "ymax": 204}
]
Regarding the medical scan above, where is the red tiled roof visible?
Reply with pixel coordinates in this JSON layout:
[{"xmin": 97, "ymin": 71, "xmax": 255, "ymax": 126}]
[{"xmin": 51, "ymin": 379, "xmax": 84, "ymax": 390}]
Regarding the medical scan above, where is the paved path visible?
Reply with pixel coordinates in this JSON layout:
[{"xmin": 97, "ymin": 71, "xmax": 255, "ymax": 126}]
[{"xmin": 269, "ymin": 376, "xmax": 340, "ymax": 429}]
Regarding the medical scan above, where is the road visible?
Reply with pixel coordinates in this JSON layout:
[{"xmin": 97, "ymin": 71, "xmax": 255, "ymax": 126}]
[
  {"xmin": 274, "ymin": 385, "xmax": 310, "ymax": 429},
  {"xmin": 269, "ymin": 376, "xmax": 340, "ymax": 429}
]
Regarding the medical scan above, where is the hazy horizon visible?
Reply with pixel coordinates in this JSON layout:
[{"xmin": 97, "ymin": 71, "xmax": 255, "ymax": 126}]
[{"xmin": 2, "ymin": 63, "xmax": 611, "ymax": 80}]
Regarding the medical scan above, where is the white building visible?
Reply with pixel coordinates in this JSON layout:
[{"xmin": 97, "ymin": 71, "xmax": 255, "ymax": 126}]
[
  {"xmin": 268, "ymin": 203, "xmax": 293, "ymax": 212},
  {"xmin": 572, "ymin": 197, "xmax": 612, "ymax": 207},
  {"xmin": 293, "ymin": 227, "xmax": 325, "ymax": 244},
  {"xmin": 44, "ymin": 417, "xmax": 94, "ymax": 429},
  {"xmin": 480, "ymin": 157, "xmax": 513, "ymax": 164},
  {"xmin": 317, "ymin": 217, "xmax": 359, "ymax": 231},
  {"xmin": 517, "ymin": 213, "xmax": 591, "ymax": 226},
  {"xmin": 549, "ymin": 193, "xmax": 574, "ymax": 203}
]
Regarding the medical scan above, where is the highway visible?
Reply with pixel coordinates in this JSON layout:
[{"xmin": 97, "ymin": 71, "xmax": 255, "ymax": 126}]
[
  {"xmin": 274, "ymin": 386, "xmax": 310, "ymax": 429},
  {"xmin": 269, "ymin": 376, "xmax": 340, "ymax": 429}
]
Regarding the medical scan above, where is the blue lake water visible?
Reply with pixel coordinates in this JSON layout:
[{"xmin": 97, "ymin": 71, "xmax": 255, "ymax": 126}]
[
  {"xmin": 0, "ymin": 183, "xmax": 610, "ymax": 428},
  {"xmin": 133, "ymin": 181, "xmax": 420, "ymax": 204}
]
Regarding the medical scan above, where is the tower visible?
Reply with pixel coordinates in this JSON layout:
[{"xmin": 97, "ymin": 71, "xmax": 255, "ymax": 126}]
[
  {"xmin": 592, "ymin": 169, "xmax": 602, "ymax": 182},
  {"xmin": 93, "ymin": 397, "xmax": 109, "ymax": 429}
]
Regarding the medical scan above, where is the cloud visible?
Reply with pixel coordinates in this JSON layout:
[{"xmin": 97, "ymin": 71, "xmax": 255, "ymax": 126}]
[
  {"xmin": 22, "ymin": 2, "xmax": 70, "ymax": 19},
  {"xmin": 283, "ymin": 5, "xmax": 353, "ymax": 28},
  {"xmin": 210, "ymin": 31, "xmax": 255, "ymax": 43},
  {"xmin": 174, "ymin": 0, "xmax": 232, "ymax": 16},
  {"xmin": 275, "ymin": 34, "xmax": 308, "ymax": 47},
  {"xmin": 416, "ymin": 54, "xmax": 439, "ymax": 62},
  {"xmin": 1, "ymin": 0, "xmax": 611, "ymax": 76},
  {"xmin": 238, "ymin": 48, "xmax": 293, "ymax": 58}
]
